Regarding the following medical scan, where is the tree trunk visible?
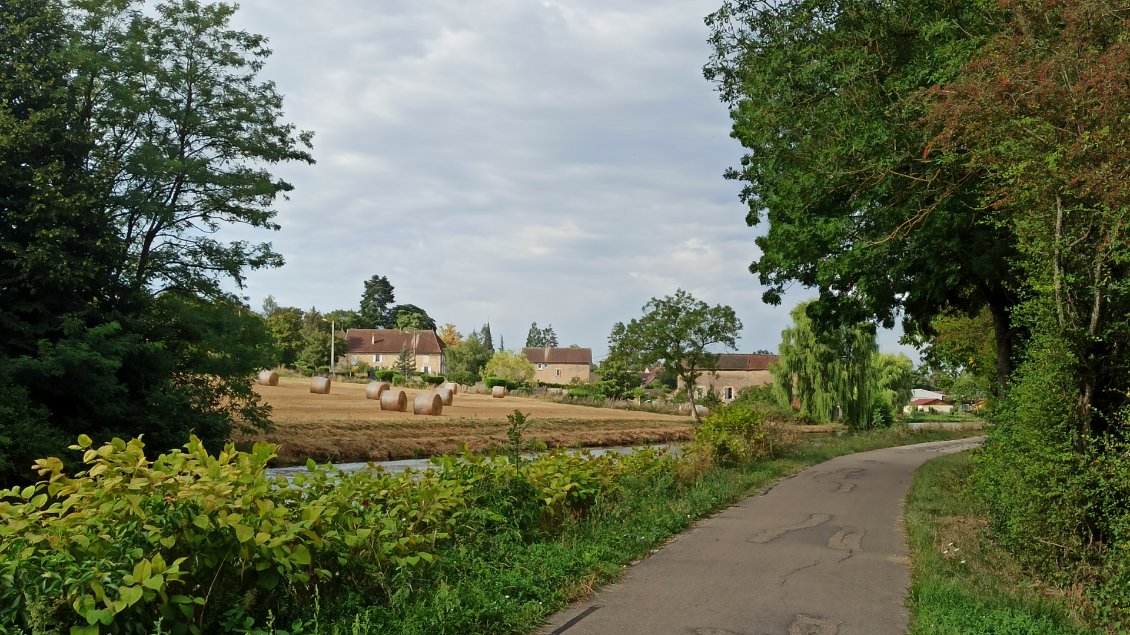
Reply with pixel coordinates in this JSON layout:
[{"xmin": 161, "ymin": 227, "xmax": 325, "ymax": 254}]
[{"xmin": 986, "ymin": 296, "xmax": 1013, "ymax": 396}]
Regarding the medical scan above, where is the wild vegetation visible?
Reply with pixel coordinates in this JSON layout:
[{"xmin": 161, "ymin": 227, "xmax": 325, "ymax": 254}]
[{"xmin": 1, "ymin": 409, "xmax": 974, "ymax": 634}]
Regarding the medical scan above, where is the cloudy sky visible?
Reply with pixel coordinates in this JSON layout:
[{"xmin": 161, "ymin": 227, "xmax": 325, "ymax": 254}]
[{"xmin": 227, "ymin": 0, "xmax": 917, "ymax": 362}]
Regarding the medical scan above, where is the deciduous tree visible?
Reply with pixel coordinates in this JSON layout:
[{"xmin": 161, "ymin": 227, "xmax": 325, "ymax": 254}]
[
  {"xmin": 608, "ymin": 289, "xmax": 741, "ymax": 422},
  {"xmin": 483, "ymin": 350, "xmax": 535, "ymax": 384},
  {"xmin": 705, "ymin": 0, "xmax": 1020, "ymax": 389}
]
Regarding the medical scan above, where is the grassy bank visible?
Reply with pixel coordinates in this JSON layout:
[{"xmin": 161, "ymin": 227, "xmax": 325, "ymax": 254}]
[
  {"xmin": 905, "ymin": 451, "xmax": 1092, "ymax": 634},
  {"xmin": 317, "ymin": 427, "xmax": 981, "ymax": 634}
]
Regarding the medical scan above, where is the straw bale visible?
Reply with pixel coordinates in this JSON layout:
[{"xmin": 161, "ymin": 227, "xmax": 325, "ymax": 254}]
[
  {"xmin": 365, "ymin": 381, "xmax": 390, "ymax": 400},
  {"xmin": 257, "ymin": 370, "xmax": 279, "ymax": 386},
  {"xmin": 310, "ymin": 376, "xmax": 331, "ymax": 394},
  {"xmin": 491, "ymin": 385, "xmax": 507, "ymax": 398},
  {"xmin": 413, "ymin": 392, "xmax": 443, "ymax": 415},
  {"xmin": 442, "ymin": 382, "xmax": 459, "ymax": 395},
  {"xmin": 380, "ymin": 389, "xmax": 408, "ymax": 411},
  {"xmin": 436, "ymin": 387, "xmax": 454, "ymax": 406}
]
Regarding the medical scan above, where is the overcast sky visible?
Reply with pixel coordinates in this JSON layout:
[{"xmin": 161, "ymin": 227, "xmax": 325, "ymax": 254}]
[{"xmin": 227, "ymin": 0, "xmax": 918, "ymax": 363}]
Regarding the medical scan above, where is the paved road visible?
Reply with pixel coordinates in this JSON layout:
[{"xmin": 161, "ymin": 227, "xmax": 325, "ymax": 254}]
[{"xmin": 539, "ymin": 438, "xmax": 982, "ymax": 635}]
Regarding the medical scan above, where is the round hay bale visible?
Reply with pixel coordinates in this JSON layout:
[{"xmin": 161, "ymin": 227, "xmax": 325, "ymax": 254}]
[
  {"xmin": 380, "ymin": 389, "xmax": 408, "ymax": 412},
  {"xmin": 491, "ymin": 385, "xmax": 507, "ymax": 398},
  {"xmin": 310, "ymin": 376, "xmax": 331, "ymax": 394},
  {"xmin": 365, "ymin": 381, "xmax": 390, "ymax": 400},
  {"xmin": 692, "ymin": 404, "xmax": 710, "ymax": 416},
  {"xmin": 436, "ymin": 387, "xmax": 454, "ymax": 406},
  {"xmin": 442, "ymin": 382, "xmax": 459, "ymax": 395},
  {"xmin": 257, "ymin": 370, "xmax": 279, "ymax": 386},
  {"xmin": 413, "ymin": 392, "xmax": 443, "ymax": 415}
]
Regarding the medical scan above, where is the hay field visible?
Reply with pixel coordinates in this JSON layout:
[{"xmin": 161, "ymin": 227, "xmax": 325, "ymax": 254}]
[{"xmin": 244, "ymin": 377, "xmax": 694, "ymax": 465}]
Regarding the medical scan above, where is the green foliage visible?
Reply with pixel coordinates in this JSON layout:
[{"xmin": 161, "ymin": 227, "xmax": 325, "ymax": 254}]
[
  {"xmin": 704, "ymin": 0, "xmax": 1019, "ymax": 385},
  {"xmin": 395, "ymin": 346, "xmax": 415, "ymax": 378},
  {"xmin": 505, "ymin": 410, "xmax": 532, "ymax": 467},
  {"xmin": 690, "ymin": 403, "xmax": 769, "ymax": 467},
  {"xmin": 374, "ymin": 369, "xmax": 397, "ymax": 382},
  {"xmin": 445, "ymin": 331, "xmax": 491, "ymax": 385},
  {"xmin": 391, "ymin": 304, "xmax": 436, "ymax": 332},
  {"xmin": 0, "ymin": 435, "xmax": 465, "ymax": 633},
  {"xmin": 0, "ymin": 0, "xmax": 312, "ymax": 485},
  {"xmin": 420, "ymin": 373, "xmax": 445, "ymax": 386},
  {"xmin": 483, "ymin": 350, "xmax": 536, "ymax": 384},
  {"xmin": 524, "ymin": 322, "xmax": 558, "ymax": 348},
  {"xmin": 906, "ymin": 452, "xmax": 1089, "ymax": 635},
  {"xmin": 772, "ymin": 301, "xmax": 880, "ymax": 429},
  {"xmin": 484, "ymin": 377, "xmax": 522, "ymax": 391},
  {"xmin": 608, "ymin": 289, "xmax": 742, "ymax": 422},
  {"xmin": 359, "ymin": 275, "xmax": 396, "ymax": 328}
]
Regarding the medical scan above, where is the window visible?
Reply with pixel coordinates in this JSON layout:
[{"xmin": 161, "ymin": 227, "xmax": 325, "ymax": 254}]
[
  {"xmin": 556, "ymin": 369, "xmax": 561, "ymax": 377},
  {"xmin": 724, "ymin": 386, "xmax": 734, "ymax": 400},
  {"xmin": 536, "ymin": 363, "xmax": 547, "ymax": 370},
  {"xmin": 372, "ymin": 354, "xmax": 382, "ymax": 363},
  {"xmin": 422, "ymin": 366, "xmax": 431, "ymax": 374}
]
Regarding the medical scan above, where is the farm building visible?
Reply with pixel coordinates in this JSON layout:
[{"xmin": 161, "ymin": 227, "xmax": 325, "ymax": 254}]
[
  {"xmin": 523, "ymin": 347, "xmax": 592, "ymax": 384},
  {"xmin": 345, "ymin": 329, "xmax": 445, "ymax": 375},
  {"xmin": 682, "ymin": 353, "xmax": 779, "ymax": 402},
  {"xmin": 906, "ymin": 398, "xmax": 954, "ymax": 414}
]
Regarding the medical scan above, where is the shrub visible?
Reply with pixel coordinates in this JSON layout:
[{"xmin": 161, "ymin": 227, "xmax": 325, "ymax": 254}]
[
  {"xmin": 420, "ymin": 373, "xmax": 445, "ymax": 386},
  {"xmin": 375, "ymin": 369, "xmax": 396, "ymax": 382},
  {"xmin": 484, "ymin": 376, "xmax": 522, "ymax": 391},
  {"xmin": 0, "ymin": 436, "xmax": 466, "ymax": 633},
  {"xmin": 690, "ymin": 403, "xmax": 769, "ymax": 467}
]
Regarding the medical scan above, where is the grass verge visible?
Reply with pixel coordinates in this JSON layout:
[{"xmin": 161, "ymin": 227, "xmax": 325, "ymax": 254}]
[
  {"xmin": 315, "ymin": 427, "xmax": 980, "ymax": 634},
  {"xmin": 905, "ymin": 451, "xmax": 1092, "ymax": 634}
]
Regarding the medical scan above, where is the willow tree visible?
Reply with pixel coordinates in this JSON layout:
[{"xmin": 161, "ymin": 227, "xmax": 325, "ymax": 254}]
[{"xmin": 772, "ymin": 302, "xmax": 880, "ymax": 429}]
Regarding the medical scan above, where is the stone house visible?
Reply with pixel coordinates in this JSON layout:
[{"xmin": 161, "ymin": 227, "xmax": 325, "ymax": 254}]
[
  {"xmin": 684, "ymin": 353, "xmax": 779, "ymax": 402},
  {"xmin": 522, "ymin": 347, "xmax": 592, "ymax": 384},
  {"xmin": 344, "ymin": 329, "xmax": 445, "ymax": 375}
]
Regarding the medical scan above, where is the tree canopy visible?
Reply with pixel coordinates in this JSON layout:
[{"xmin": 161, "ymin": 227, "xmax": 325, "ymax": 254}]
[
  {"xmin": 0, "ymin": 0, "xmax": 311, "ymax": 484},
  {"xmin": 705, "ymin": 0, "xmax": 1020, "ymax": 388},
  {"xmin": 608, "ymin": 289, "xmax": 741, "ymax": 421},
  {"xmin": 525, "ymin": 322, "xmax": 559, "ymax": 348}
]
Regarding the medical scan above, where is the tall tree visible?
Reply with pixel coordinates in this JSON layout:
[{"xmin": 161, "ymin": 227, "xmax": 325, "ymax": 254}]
[
  {"xmin": 704, "ymin": 0, "xmax": 1020, "ymax": 389},
  {"xmin": 445, "ymin": 331, "xmax": 490, "ymax": 385},
  {"xmin": 359, "ymin": 275, "xmax": 395, "ymax": 328},
  {"xmin": 0, "ymin": 0, "xmax": 311, "ymax": 483},
  {"xmin": 437, "ymin": 323, "xmax": 462, "ymax": 347},
  {"xmin": 480, "ymin": 323, "xmax": 494, "ymax": 352},
  {"xmin": 525, "ymin": 322, "xmax": 559, "ymax": 348},
  {"xmin": 608, "ymin": 289, "xmax": 742, "ymax": 422},
  {"xmin": 923, "ymin": 0, "xmax": 1130, "ymax": 442},
  {"xmin": 77, "ymin": 0, "xmax": 314, "ymax": 298},
  {"xmin": 772, "ymin": 302, "xmax": 882, "ymax": 429},
  {"xmin": 391, "ymin": 304, "xmax": 436, "ymax": 331}
]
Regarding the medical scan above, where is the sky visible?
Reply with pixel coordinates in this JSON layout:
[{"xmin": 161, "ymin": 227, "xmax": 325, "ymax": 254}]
[{"xmin": 227, "ymin": 0, "xmax": 919, "ymax": 363}]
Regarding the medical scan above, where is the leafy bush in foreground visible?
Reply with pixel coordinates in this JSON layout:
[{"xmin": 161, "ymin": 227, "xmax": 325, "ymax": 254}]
[{"xmin": 0, "ymin": 429, "xmax": 669, "ymax": 633}]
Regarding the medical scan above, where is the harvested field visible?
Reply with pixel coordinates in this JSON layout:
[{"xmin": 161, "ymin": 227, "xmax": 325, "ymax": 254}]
[{"xmin": 244, "ymin": 377, "xmax": 694, "ymax": 465}]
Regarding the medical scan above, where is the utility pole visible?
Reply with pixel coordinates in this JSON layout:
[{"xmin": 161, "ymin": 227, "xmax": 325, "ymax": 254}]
[{"xmin": 329, "ymin": 319, "xmax": 335, "ymax": 379}]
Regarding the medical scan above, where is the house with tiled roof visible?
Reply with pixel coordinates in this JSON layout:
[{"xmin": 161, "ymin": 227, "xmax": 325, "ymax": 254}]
[
  {"xmin": 907, "ymin": 397, "xmax": 954, "ymax": 414},
  {"xmin": 522, "ymin": 347, "xmax": 592, "ymax": 384},
  {"xmin": 683, "ymin": 353, "xmax": 779, "ymax": 402},
  {"xmin": 345, "ymin": 329, "xmax": 445, "ymax": 375}
]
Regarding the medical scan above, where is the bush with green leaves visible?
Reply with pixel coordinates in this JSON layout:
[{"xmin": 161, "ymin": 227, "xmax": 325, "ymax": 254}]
[
  {"xmin": 0, "ymin": 436, "xmax": 466, "ymax": 633},
  {"xmin": 419, "ymin": 373, "xmax": 445, "ymax": 386},
  {"xmin": 374, "ymin": 369, "xmax": 396, "ymax": 382},
  {"xmin": 690, "ymin": 403, "xmax": 769, "ymax": 467}
]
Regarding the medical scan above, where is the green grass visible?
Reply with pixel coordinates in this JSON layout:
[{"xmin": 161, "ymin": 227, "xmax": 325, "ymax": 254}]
[
  {"xmin": 310, "ymin": 427, "xmax": 981, "ymax": 634},
  {"xmin": 905, "ymin": 451, "xmax": 1093, "ymax": 634}
]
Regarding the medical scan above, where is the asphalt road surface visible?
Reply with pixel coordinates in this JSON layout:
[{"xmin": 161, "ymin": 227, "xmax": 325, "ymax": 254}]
[{"xmin": 539, "ymin": 438, "xmax": 983, "ymax": 635}]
